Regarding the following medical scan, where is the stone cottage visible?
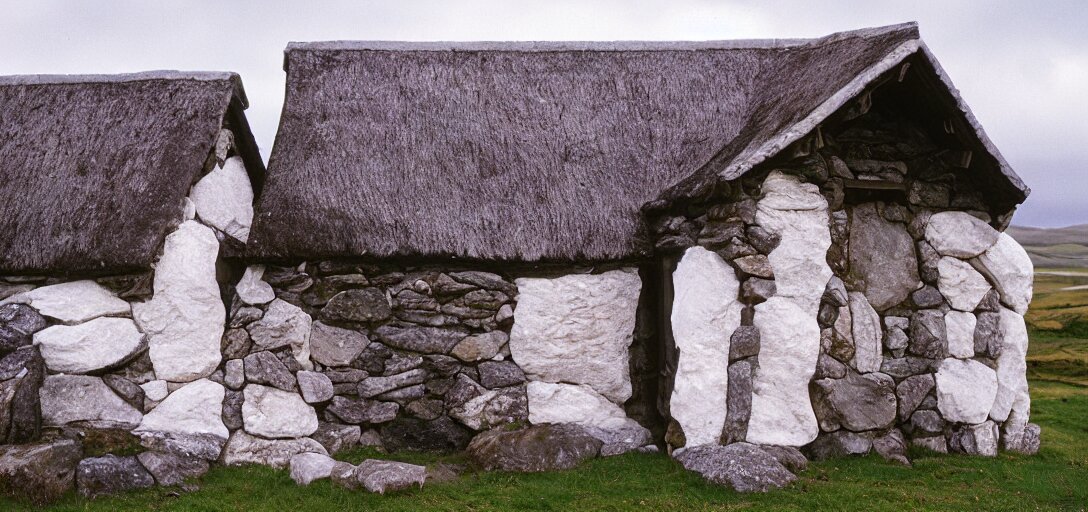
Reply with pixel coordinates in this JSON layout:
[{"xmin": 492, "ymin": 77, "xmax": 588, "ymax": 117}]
[{"xmin": 0, "ymin": 71, "xmax": 265, "ymax": 499}]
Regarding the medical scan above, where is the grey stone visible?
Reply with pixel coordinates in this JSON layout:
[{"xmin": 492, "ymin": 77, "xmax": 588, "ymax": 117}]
[
  {"xmin": 1005, "ymin": 422, "xmax": 1041, "ymax": 455},
  {"xmin": 675, "ymin": 442, "xmax": 796, "ymax": 493},
  {"xmin": 376, "ymin": 384, "xmax": 426, "ymax": 402},
  {"xmin": 298, "ymin": 371, "xmax": 334, "ymax": 403},
  {"xmin": 383, "ymin": 353, "xmax": 424, "ymax": 376},
  {"xmin": 0, "ymin": 303, "xmax": 47, "ymax": 335},
  {"xmin": 229, "ymin": 306, "xmax": 263, "ymax": 328},
  {"xmin": 223, "ymin": 390, "xmax": 243, "ymax": 431},
  {"xmin": 289, "ymin": 452, "xmax": 337, "ymax": 486},
  {"xmin": 353, "ymin": 459, "xmax": 427, "ymax": 494},
  {"xmin": 40, "ymin": 375, "xmax": 142, "ymax": 429},
  {"xmin": 721, "ymin": 359, "xmax": 753, "ymax": 444},
  {"xmin": 822, "ymin": 276, "xmax": 849, "ymax": 308},
  {"xmin": 912, "ymin": 286, "xmax": 945, "ymax": 308},
  {"xmin": 495, "ymin": 304, "xmax": 515, "ymax": 326},
  {"xmin": 322, "ymin": 288, "xmax": 391, "ymax": 323},
  {"xmin": 358, "ymin": 369, "xmax": 428, "ymax": 398},
  {"xmin": 817, "ymin": 302, "xmax": 839, "ymax": 328},
  {"xmin": 221, "ymin": 328, "xmax": 252, "ymax": 361},
  {"xmin": 326, "ymin": 368, "xmax": 369, "ymax": 383},
  {"xmin": 909, "ymin": 310, "xmax": 947, "ymax": 359},
  {"xmin": 975, "ymin": 289, "xmax": 1002, "ymax": 312},
  {"xmin": 803, "ymin": 431, "xmax": 873, "ymax": 461},
  {"xmin": 917, "ymin": 241, "xmax": 941, "ymax": 285},
  {"xmin": 734, "ymin": 255, "xmax": 774, "ymax": 278},
  {"xmin": 76, "ymin": 455, "xmax": 154, "ymax": 497},
  {"xmin": 447, "ymin": 271, "xmax": 517, "ymax": 295},
  {"xmin": 0, "ymin": 347, "xmax": 44, "ymax": 443},
  {"xmin": 740, "ymin": 278, "xmax": 776, "ymax": 304},
  {"xmin": 221, "ymin": 430, "xmax": 328, "ymax": 469},
  {"xmin": 103, "ymin": 375, "xmax": 145, "ymax": 410},
  {"xmin": 896, "ymin": 374, "xmax": 935, "ymax": 422},
  {"xmin": 910, "ymin": 410, "xmax": 945, "ymax": 435},
  {"xmin": 243, "ymin": 351, "xmax": 297, "ymax": 391},
  {"xmin": 224, "ymin": 359, "xmax": 244, "ymax": 390},
  {"xmin": 811, "ymin": 371, "xmax": 896, "ymax": 432},
  {"xmin": 758, "ymin": 445, "xmax": 807, "ymax": 473},
  {"xmin": 449, "ymin": 385, "xmax": 528, "ymax": 430},
  {"xmin": 478, "ymin": 360, "xmax": 526, "ymax": 389},
  {"xmin": 373, "ymin": 325, "xmax": 467, "ymax": 354},
  {"xmin": 849, "ymin": 203, "xmax": 919, "ymax": 310},
  {"xmin": 719, "ymin": 237, "xmax": 758, "ymax": 260},
  {"xmin": 884, "ymin": 316, "xmax": 910, "ymax": 330},
  {"xmin": 451, "ymin": 331, "xmax": 508, "ymax": 362},
  {"xmin": 137, "ymin": 451, "xmax": 209, "ymax": 486},
  {"xmin": 908, "ymin": 181, "xmax": 951, "ymax": 208},
  {"xmin": 380, "ymin": 416, "xmax": 474, "ymax": 452},
  {"xmin": 746, "ymin": 225, "xmax": 780, "ymax": 254},
  {"xmin": 0, "ymin": 439, "xmax": 81, "ymax": 504},
  {"xmin": 912, "ymin": 436, "xmax": 948, "ymax": 453},
  {"xmin": 880, "ymin": 357, "xmax": 937, "ymax": 379},
  {"xmin": 309, "ymin": 322, "xmax": 370, "ymax": 367},
  {"xmin": 814, "ymin": 353, "xmax": 847, "ymax": 380},
  {"xmin": 406, "ymin": 398, "xmax": 444, "ymax": 420},
  {"xmin": 326, "ymin": 396, "xmax": 399, "ymax": 425},
  {"xmin": 585, "ymin": 423, "xmax": 653, "ymax": 457},
  {"xmin": 728, "ymin": 326, "xmax": 760, "ymax": 361},
  {"xmin": 949, "ymin": 421, "xmax": 999, "ymax": 456},
  {"xmin": 872, "ymin": 429, "xmax": 910, "ymax": 465},
  {"xmin": 974, "ymin": 312, "xmax": 1003, "ymax": 358},
  {"xmin": 137, "ymin": 431, "xmax": 225, "ymax": 461},
  {"xmin": 311, "ymin": 423, "xmax": 362, "ymax": 455},
  {"xmin": 445, "ymin": 374, "xmax": 486, "ymax": 408},
  {"xmin": 884, "ymin": 327, "xmax": 909, "ymax": 352},
  {"xmin": 467, "ymin": 423, "xmax": 601, "ymax": 472}
]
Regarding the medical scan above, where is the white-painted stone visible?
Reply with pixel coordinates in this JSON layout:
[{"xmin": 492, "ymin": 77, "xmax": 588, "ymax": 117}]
[
  {"xmin": 973, "ymin": 233, "xmax": 1034, "ymax": 314},
  {"xmin": 290, "ymin": 452, "xmax": 337, "ymax": 485},
  {"xmin": 849, "ymin": 292, "xmax": 882, "ymax": 373},
  {"xmin": 945, "ymin": 311, "xmax": 977, "ymax": 359},
  {"xmin": 189, "ymin": 156, "xmax": 254, "ymax": 242},
  {"xmin": 236, "ymin": 265, "xmax": 275, "ymax": 305},
  {"xmin": 33, "ymin": 317, "xmax": 143, "ymax": 374},
  {"xmin": 39, "ymin": 375, "xmax": 143, "ymax": 428},
  {"xmin": 247, "ymin": 299, "xmax": 313, "ymax": 371},
  {"xmin": 748, "ymin": 297, "xmax": 821, "ymax": 446},
  {"xmin": 925, "ymin": 211, "xmax": 1000, "ymax": 258},
  {"xmin": 935, "ymin": 358, "xmax": 998, "ymax": 424},
  {"xmin": 132, "ymin": 221, "xmax": 224, "ymax": 382},
  {"xmin": 668, "ymin": 246, "xmax": 741, "ymax": 447},
  {"xmin": 526, "ymin": 381, "xmax": 635, "ymax": 431},
  {"xmin": 221, "ymin": 430, "xmax": 327, "ymax": 469},
  {"xmin": 937, "ymin": 257, "xmax": 992, "ymax": 311},
  {"xmin": 134, "ymin": 379, "xmax": 228, "ymax": 440},
  {"xmin": 242, "ymin": 384, "xmax": 318, "ymax": 439},
  {"xmin": 141, "ymin": 380, "xmax": 169, "ymax": 402},
  {"xmin": 22, "ymin": 280, "xmax": 130, "ymax": 325},
  {"xmin": 509, "ymin": 268, "xmax": 641, "ymax": 404},
  {"xmin": 990, "ymin": 308, "xmax": 1030, "ymax": 422}
]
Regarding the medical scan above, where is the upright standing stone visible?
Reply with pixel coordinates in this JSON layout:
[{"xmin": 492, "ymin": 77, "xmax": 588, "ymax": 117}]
[
  {"xmin": 189, "ymin": 156, "xmax": 254, "ymax": 242},
  {"xmin": 848, "ymin": 292, "xmax": 882, "ymax": 373},
  {"xmin": 990, "ymin": 308, "xmax": 1030, "ymax": 422}
]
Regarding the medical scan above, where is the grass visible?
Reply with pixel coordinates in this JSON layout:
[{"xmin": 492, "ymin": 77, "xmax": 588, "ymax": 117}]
[{"xmin": 1027, "ymin": 268, "xmax": 1088, "ymax": 331}]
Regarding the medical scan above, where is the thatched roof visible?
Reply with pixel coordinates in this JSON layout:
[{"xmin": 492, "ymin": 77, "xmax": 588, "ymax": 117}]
[
  {"xmin": 0, "ymin": 71, "xmax": 262, "ymax": 275},
  {"xmin": 250, "ymin": 22, "xmax": 1026, "ymax": 263}
]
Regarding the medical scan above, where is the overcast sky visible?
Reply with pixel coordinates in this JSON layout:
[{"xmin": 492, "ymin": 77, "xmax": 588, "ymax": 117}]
[{"xmin": 2, "ymin": 0, "xmax": 1085, "ymax": 227}]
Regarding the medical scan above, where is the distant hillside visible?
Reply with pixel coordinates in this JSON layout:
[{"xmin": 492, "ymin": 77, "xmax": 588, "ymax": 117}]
[{"xmin": 1007, "ymin": 224, "xmax": 1088, "ymax": 268}]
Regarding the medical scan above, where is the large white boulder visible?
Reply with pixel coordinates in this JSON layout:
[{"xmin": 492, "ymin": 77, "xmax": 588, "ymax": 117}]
[
  {"xmin": 133, "ymin": 221, "xmax": 224, "ymax": 382},
  {"xmin": 935, "ymin": 358, "xmax": 997, "ymax": 424},
  {"xmin": 189, "ymin": 156, "xmax": 254, "ymax": 242},
  {"xmin": 236, "ymin": 265, "xmax": 275, "ymax": 305},
  {"xmin": 849, "ymin": 292, "xmax": 882, "ymax": 373},
  {"xmin": 509, "ymin": 268, "xmax": 641, "ymax": 404},
  {"xmin": 937, "ymin": 257, "xmax": 992, "ymax": 312},
  {"xmin": 925, "ymin": 212, "xmax": 1000, "ymax": 258},
  {"xmin": 990, "ymin": 308, "xmax": 1030, "ymax": 422},
  {"xmin": 134, "ymin": 379, "xmax": 228, "ymax": 440},
  {"xmin": 39, "ymin": 375, "xmax": 143, "ymax": 429},
  {"xmin": 973, "ymin": 233, "xmax": 1034, "ymax": 314},
  {"xmin": 247, "ymin": 299, "xmax": 313, "ymax": 370},
  {"xmin": 290, "ymin": 452, "xmax": 337, "ymax": 485},
  {"xmin": 34, "ymin": 317, "xmax": 143, "ymax": 374},
  {"xmin": 21, "ymin": 280, "xmax": 130, "ymax": 325},
  {"xmin": 222, "ymin": 430, "xmax": 327, "ymax": 469},
  {"xmin": 668, "ymin": 246, "xmax": 741, "ymax": 447},
  {"xmin": 526, "ymin": 381, "xmax": 634, "ymax": 431},
  {"xmin": 945, "ymin": 311, "xmax": 977, "ymax": 359},
  {"xmin": 242, "ymin": 384, "xmax": 319, "ymax": 439},
  {"xmin": 748, "ymin": 297, "xmax": 820, "ymax": 446}
]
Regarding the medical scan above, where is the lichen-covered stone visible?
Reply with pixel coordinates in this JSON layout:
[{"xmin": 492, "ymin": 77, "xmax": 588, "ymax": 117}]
[
  {"xmin": 326, "ymin": 396, "xmax": 399, "ymax": 425},
  {"xmin": 0, "ymin": 439, "xmax": 81, "ymax": 504},
  {"xmin": 221, "ymin": 430, "xmax": 327, "ymax": 468},
  {"xmin": 896, "ymin": 374, "xmax": 934, "ymax": 422},
  {"xmin": 247, "ymin": 299, "xmax": 313, "ymax": 370},
  {"xmin": 243, "ymin": 350, "xmax": 297, "ymax": 391},
  {"xmin": 675, "ymin": 443, "xmax": 796, "ymax": 493},
  {"xmin": 322, "ymin": 288, "xmax": 391, "ymax": 323},
  {"xmin": 950, "ymin": 421, "xmax": 999, "ymax": 456},
  {"xmin": 909, "ymin": 310, "xmax": 946, "ymax": 359},
  {"xmin": 308, "ymin": 322, "xmax": 369, "ymax": 367},
  {"xmin": 297, "ymin": 371, "xmax": 334, "ymax": 403},
  {"xmin": 40, "ymin": 375, "xmax": 142, "ymax": 429},
  {"xmin": 373, "ymin": 325, "xmax": 466, "ymax": 354},
  {"xmin": 450, "ymin": 331, "xmax": 507, "ymax": 362},
  {"xmin": 76, "ymin": 455, "xmax": 154, "ymax": 497},
  {"xmin": 811, "ymin": 370, "xmax": 896, "ymax": 432},
  {"xmin": 137, "ymin": 451, "xmax": 209, "ymax": 486}
]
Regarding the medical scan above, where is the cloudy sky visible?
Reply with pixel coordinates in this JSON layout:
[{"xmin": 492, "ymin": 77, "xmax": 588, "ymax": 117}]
[{"xmin": 3, "ymin": 0, "xmax": 1085, "ymax": 227}]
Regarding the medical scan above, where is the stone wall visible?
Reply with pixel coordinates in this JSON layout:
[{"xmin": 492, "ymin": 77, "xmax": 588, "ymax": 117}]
[{"xmin": 654, "ymin": 110, "xmax": 1039, "ymax": 461}]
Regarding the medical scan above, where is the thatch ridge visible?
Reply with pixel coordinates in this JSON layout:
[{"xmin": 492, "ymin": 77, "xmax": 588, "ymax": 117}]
[{"xmin": 0, "ymin": 72, "xmax": 256, "ymax": 275}]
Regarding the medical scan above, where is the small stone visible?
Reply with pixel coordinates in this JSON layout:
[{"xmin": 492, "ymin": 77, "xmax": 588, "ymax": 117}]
[
  {"xmin": 495, "ymin": 304, "xmax": 515, "ymax": 326},
  {"xmin": 741, "ymin": 278, "xmax": 776, "ymax": 304},
  {"xmin": 803, "ymin": 431, "xmax": 873, "ymax": 461},
  {"xmin": 103, "ymin": 374, "xmax": 145, "ymax": 409},
  {"xmin": 733, "ymin": 255, "xmax": 774, "ymax": 278},
  {"xmin": 242, "ymin": 385, "xmax": 319, "ymax": 438},
  {"xmin": 950, "ymin": 421, "xmax": 999, "ymax": 456},
  {"xmin": 848, "ymin": 292, "xmax": 882, "ymax": 373},
  {"xmin": 872, "ymin": 429, "xmax": 910, "ymax": 465},
  {"xmin": 884, "ymin": 327, "xmax": 909, "ymax": 352},
  {"xmin": 478, "ymin": 360, "xmax": 526, "ymax": 389},
  {"xmin": 746, "ymin": 225, "xmax": 781, "ymax": 254},
  {"xmin": 814, "ymin": 353, "xmax": 847, "ymax": 380},
  {"xmin": 190, "ymin": 156, "xmax": 254, "ymax": 242},
  {"xmin": 406, "ymin": 398, "xmax": 444, "ymax": 420},
  {"xmin": 246, "ymin": 299, "xmax": 312, "ymax": 370},
  {"xmin": 353, "ymin": 459, "xmax": 427, "ymax": 494},
  {"xmin": 721, "ymin": 359, "xmax": 753, "ymax": 444},
  {"xmin": 973, "ymin": 233, "xmax": 1034, "ymax": 314},
  {"xmin": 137, "ymin": 431, "xmax": 226, "ymax": 461},
  {"xmin": 236, "ymin": 265, "xmax": 275, "ymax": 305},
  {"xmin": 290, "ymin": 452, "xmax": 337, "ymax": 485},
  {"xmin": 224, "ymin": 359, "xmax": 244, "ymax": 390},
  {"xmin": 880, "ymin": 356, "xmax": 936, "ymax": 379},
  {"xmin": 298, "ymin": 371, "xmax": 334, "ymax": 403},
  {"xmin": 244, "ymin": 351, "xmax": 297, "ymax": 391},
  {"xmin": 822, "ymin": 277, "xmax": 848, "ymax": 308},
  {"xmin": 945, "ymin": 311, "xmax": 977, "ymax": 358},
  {"xmin": 912, "ymin": 286, "xmax": 945, "ymax": 308},
  {"xmin": 311, "ymin": 423, "xmax": 362, "ymax": 455},
  {"xmin": 467, "ymin": 423, "xmax": 601, "ymax": 472},
  {"xmin": 76, "ymin": 455, "xmax": 154, "ymax": 497},
  {"xmin": 322, "ymin": 289, "xmax": 391, "ymax": 323},
  {"xmin": 137, "ymin": 451, "xmax": 209, "ymax": 486},
  {"xmin": 912, "ymin": 436, "xmax": 948, "ymax": 453},
  {"xmin": 229, "ymin": 307, "xmax": 262, "ymax": 328},
  {"xmin": 449, "ymin": 385, "xmax": 528, "ymax": 430},
  {"xmin": 451, "ymin": 331, "xmax": 508, "ymax": 362},
  {"xmin": 373, "ymin": 325, "xmax": 467, "ymax": 354},
  {"xmin": 896, "ymin": 374, "xmax": 935, "ymax": 422},
  {"xmin": 358, "ymin": 369, "xmax": 428, "ymax": 398},
  {"xmin": 675, "ymin": 442, "xmax": 796, "ymax": 492},
  {"xmin": 909, "ymin": 310, "xmax": 947, "ymax": 359},
  {"xmin": 758, "ymin": 445, "xmax": 808, "ymax": 473},
  {"xmin": 974, "ymin": 312, "xmax": 1003, "ymax": 358},
  {"xmin": 221, "ymin": 328, "xmax": 252, "ymax": 360},
  {"xmin": 326, "ymin": 396, "xmax": 399, "ymax": 425},
  {"xmin": 729, "ymin": 326, "xmax": 760, "ymax": 361},
  {"xmin": 134, "ymin": 379, "xmax": 228, "ymax": 441},
  {"xmin": 140, "ymin": 380, "xmax": 169, "ymax": 402}
]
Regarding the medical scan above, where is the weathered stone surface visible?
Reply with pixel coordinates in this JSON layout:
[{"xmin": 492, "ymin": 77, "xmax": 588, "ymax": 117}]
[
  {"xmin": 990, "ymin": 308, "xmax": 1030, "ymax": 422},
  {"xmin": 721, "ymin": 359, "xmax": 753, "ymax": 444},
  {"xmin": 910, "ymin": 410, "xmax": 945, "ymax": 435},
  {"xmin": 749, "ymin": 297, "xmax": 820, "ymax": 446},
  {"xmin": 973, "ymin": 233, "xmax": 1033, "ymax": 314},
  {"xmin": 675, "ymin": 443, "xmax": 796, "ymax": 493},
  {"xmin": 729, "ymin": 326, "xmax": 760, "ymax": 361},
  {"xmin": 380, "ymin": 416, "xmax": 473, "ymax": 452},
  {"xmin": 373, "ymin": 325, "xmax": 466, "ymax": 354},
  {"xmin": 326, "ymin": 396, "xmax": 399, "ymax": 425},
  {"xmin": 974, "ymin": 311, "xmax": 1004, "ymax": 358},
  {"xmin": 884, "ymin": 327, "xmax": 909, "ymax": 354},
  {"xmin": 880, "ymin": 356, "xmax": 937, "ymax": 379},
  {"xmin": 311, "ymin": 423, "xmax": 362, "ymax": 454},
  {"xmin": 451, "ymin": 331, "xmax": 508, "ymax": 362},
  {"xmin": 950, "ymin": 421, "xmax": 999, "ymax": 456},
  {"xmin": 230, "ymin": 307, "xmax": 263, "ymax": 328},
  {"xmin": 243, "ymin": 351, "xmax": 297, "ymax": 391},
  {"xmin": 236, "ymin": 265, "xmax": 275, "ymax": 305},
  {"xmin": 322, "ymin": 288, "xmax": 391, "ymax": 323},
  {"xmin": 308, "ymin": 322, "xmax": 369, "ymax": 367},
  {"xmin": 909, "ymin": 310, "xmax": 946, "ymax": 359},
  {"xmin": 848, "ymin": 292, "xmax": 882, "ymax": 373},
  {"xmin": 243, "ymin": 384, "xmax": 318, "ymax": 438},
  {"xmin": 76, "ymin": 455, "xmax": 154, "ymax": 497},
  {"xmin": 102, "ymin": 375, "xmax": 144, "ymax": 409},
  {"xmin": 911, "ymin": 286, "xmax": 945, "ymax": 308},
  {"xmin": 669, "ymin": 246, "xmax": 741, "ymax": 447},
  {"xmin": 896, "ymin": 374, "xmax": 935, "ymax": 422},
  {"xmin": 0, "ymin": 303, "xmax": 47, "ymax": 335},
  {"xmin": 290, "ymin": 452, "xmax": 337, "ymax": 485},
  {"xmin": 406, "ymin": 399, "xmax": 444, "ymax": 420},
  {"xmin": 945, "ymin": 311, "xmax": 977, "ymax": 358},
  {"xmin": 133, "ymin": 221, "xmax": 224, "ymax": 382},
  {"xmin": 358, "ymin": 369, "xmax": 427, "ymax": 398},
  {"xmin": 815, "ymin": 353, "xmax": 847, "ymax": 380},
  {"xmin": 222, "ymin": 359, "xmax": 244, "ymax": 390},
  {"xmin": 190, "ymin": 156, "xmax": 254, "ymax": 241},
  {"xmin": 20, "ymin": 280, "xmax": 130, "ymax": 325},
  {"xmin": 811, "ymin": 371, "xmax": 897, "ymax": 432},
  {"xmin": 849, "ymin": 203, "xmax": 919, "ymax": 310},
  {"xmin": 40, "ymin": 375, "xmax": 142, "ymax": 428},
  {"xmin": 297, "ymin": 371, "xmax": 334, "ymax": 403},
  {"xmin": 137, "ymin": 451, "xmax": 209, "ymax": 486},
  {"xmin": 221, "ymin": 430, "xmax": 327, "ymax": 468},
  {"xmin": 829, "ymin": 305, "xmax": 854, "ymax": 362},
  {"xmin": 478, "ymin": 360, "xmax": 526, "ymax": 389},
  {"xmin": 467, "ymin": 423, "xmax": 602, "ymax": 472},
  {"xmin": 872, "ymin": 428, "xmax": 911, "ymax": 465},
  {"xmin": 140, "ymin": 379, "xmax": 169, "ymax": 402},
  {"xmin": 936, "ymin": 358, "xmax": 998, "ymax": 423},
  {"xmin": 758, "ymin": 445, "xmax": 808, "ymax": 473},
  {"xmin": 803, "ymin": 430, "xmax": 873, "ymax": 460},
  {"xmin": 0, "ymin": 347, "xmax": 44, "ymax": 443},
  {"xmin": 925, "ymin": 211, "xmax": 1000, "ymax": 258},
  {"xmin": 247, "ymin": 299, "xmax": 312, "ymax": 370},
  {"xmin": 510, "ymin": 268, "xmax": 642, "ymax": 404},
  {"xmin": 740, "ymin": 278, "xmax": 776, "ymax": 304},
  {"xmin": 0, "ymin": 439, "xmax": 81, "ymax": 504},
  {"xmin": 912, "ymin": 436, "xmax": 948, "ymax": 453},
  {"xmin": 734, "ymin": 255, "xmax": 774, "ymax": 278},
  {"xmin": 585, "ymin": 422, "xmax": 653, "ymax": 457},
  {"xmin": 353, "ymin": 459, "xmax": 427, "ymax": 494},
  {"xmin": 134, "ymin": 379, "xmax": 227, "ymax": 441},
  {"xmin": 526, "ymin": 381, "xmax": 635, "ymax": 430},
  {"xmin": 1003, "ymin": 420, "xmax": 1041, "ymax": 455},
  {"xmin": 450, "ymin": 385, "xmax": 528, "ymax": 430},
  {"xmin": 937, "ymin": 257, "xmax": 992, "ymax": 311}
]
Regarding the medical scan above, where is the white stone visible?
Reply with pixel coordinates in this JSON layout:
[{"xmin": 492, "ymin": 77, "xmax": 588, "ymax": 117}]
[
  {"xmin": 190, "ymin": 156, "xmax": 254, "ymax": 242},
  {"xmin": 937, "ymin": 257, "xmax": 992, "ymax": 311},
  {"xmin": 945, "ymin": 311, "xmax": 977, "ymax": 359},
  {"xmin": 39, "ymin": 375, "xmax": 143, "ymax": 428},
  {"xmin": 247, "ymin": 299, "xmax": 313, "ymax": 370},
  {"xmin": 748, "ymin": 297, "xmax": 821, "ymax": 446},
  {"xmin": 973, "ymin": 233, "xmax": 1034, "ymax": 314},
  {"xmin": 935, "ymin": 358, "xmax": 998, "ymax": 424},
  {"xmin": 22, "ymin": 280, "xmax": 130, "ymax": 325},
  {"xmin": 526, "ymin": 381, "xmax": 636, "ymax": 431},
  {"xmin": 754, "ymin": 171, "xmax": 832, "ymax": 314},
  {"xmin": 290, "ymin": 452, "xmax": 337, "ymax": 485},
  {"xmin": 141, "ymin": 380, "xmax": 169, "ymax": 402},
  {"xmin": 236, "ymin": 265, "xmax": 275, "ymax": 305},
  {"xmin": 990, "ymin": 308, "xmax": 1030, "ymax": 422},
  {"xmin": 224, "ymin": 359, "xmax": 245, "ymax": 390},
  {"xmin": 133, "ymin": 221, "xmax": 224, "ymax": 382},
  {"xmin": 182, "ymin": 197, "xmax": 197, "ymax": 221},
  {"xmin": 297, "ymin": 371, "xmax": 334, "ymax": 403},
  {"xmin": 222, "ymin": 430, "xmax": 327, "ymax": 469},
  {"xmin": 848, "ymin": 292, "xmax": 882, "ymax": 373},
  {"xmin": 925, "ymin": 211, "xmax": 1000, "ymax": 258},
  {"xmin": 33, "ymin": 317, "xmax": 143, "ymax": 374},
  {"xmin": 242, "ymin": 384, "xmax": 318, "ymax": 439},
  {"xmin": 668, "ymin": 246, "xmax": 741, "ymax": 447},
  {"xmin": 509, "ymin": 268, "xmax": 642, "ymax": 404},
  {"xmin": 134, "ymin": 379, "xmax": 228, "ymax": 440}
]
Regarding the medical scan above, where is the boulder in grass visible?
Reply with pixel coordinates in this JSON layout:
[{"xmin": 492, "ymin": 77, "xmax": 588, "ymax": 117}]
[
  {"xmin": 0, "ymin": 439, "xmax": 82, "ymax": 504},
  {"xmin": 354, "ymin": 459, "xmax": 427, "ymax": 494},
  {"xmin": 136, "ymin": 451, "xmax": 209, "ymax": 486},
  {"xmin": 467, "ymin": 423, "xmax": 602, "ymax": 472},
  {"xmin": 675, "ymin": 442, "xmax": 796, "ymax": 493},
  {"xmin": 290, "ymin": 452, "xmax": 338, "ymax": 486}
]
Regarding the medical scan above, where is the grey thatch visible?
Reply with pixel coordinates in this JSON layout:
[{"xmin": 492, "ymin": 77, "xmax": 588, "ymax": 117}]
[
  {"xmin": 249, "ymin": 22, "xmax": 1026, "ymax": 263},
  {"xmin": 0, "ymin": 71, "xmax": 262, "ymax": 275}
]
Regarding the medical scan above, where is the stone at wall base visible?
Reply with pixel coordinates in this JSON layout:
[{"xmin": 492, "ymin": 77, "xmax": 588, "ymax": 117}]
[
  {"xmin": 467, "ymin": 423, "xmax": 602, "ymax": 472},
  {"xmin": 675, "ymin": 442, "xmax": 797, "ymax": 493},
  {"xmin": 0, "ymin": 439, "xmax": 82, "ymax": 504}
]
